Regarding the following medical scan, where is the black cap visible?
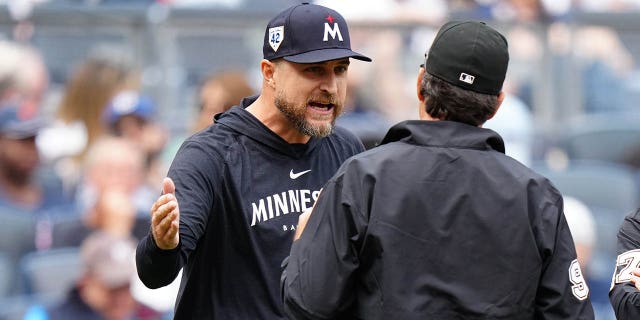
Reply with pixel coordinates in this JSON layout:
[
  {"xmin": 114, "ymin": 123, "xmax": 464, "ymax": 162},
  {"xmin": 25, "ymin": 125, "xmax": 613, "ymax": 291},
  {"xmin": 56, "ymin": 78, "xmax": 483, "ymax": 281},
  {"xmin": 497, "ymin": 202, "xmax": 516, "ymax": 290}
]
[
  {"xmin": 425, "ymin": 21, "xmax": 509, "ymax": 95},
  {"xmin": 263, "ymin": 3, "xmax": 371, "ymax": 63}
]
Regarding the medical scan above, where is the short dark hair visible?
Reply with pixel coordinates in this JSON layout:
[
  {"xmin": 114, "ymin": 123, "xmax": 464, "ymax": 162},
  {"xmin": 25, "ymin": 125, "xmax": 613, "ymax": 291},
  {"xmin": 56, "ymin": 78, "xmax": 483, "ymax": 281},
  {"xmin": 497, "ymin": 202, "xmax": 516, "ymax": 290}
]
[{"xmin": 420, "ymin": 72, "xmax": 498, "ymax": 126}]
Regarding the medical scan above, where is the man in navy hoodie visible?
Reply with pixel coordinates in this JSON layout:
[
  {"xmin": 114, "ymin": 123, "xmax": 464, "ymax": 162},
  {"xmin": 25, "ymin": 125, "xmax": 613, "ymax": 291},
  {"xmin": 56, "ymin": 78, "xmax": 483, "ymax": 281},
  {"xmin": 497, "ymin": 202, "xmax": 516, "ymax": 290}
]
[{"xmin": 135, "ymin": 3, "xmax": 370, "ymax": 319}]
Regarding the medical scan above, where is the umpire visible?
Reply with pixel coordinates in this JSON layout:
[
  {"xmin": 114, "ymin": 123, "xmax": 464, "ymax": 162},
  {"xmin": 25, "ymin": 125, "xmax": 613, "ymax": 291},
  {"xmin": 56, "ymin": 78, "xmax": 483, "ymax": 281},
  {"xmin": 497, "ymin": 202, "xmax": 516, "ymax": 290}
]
[{"xmin": 282, "ymin": 21, "xmax": 595, "ymax": 319}]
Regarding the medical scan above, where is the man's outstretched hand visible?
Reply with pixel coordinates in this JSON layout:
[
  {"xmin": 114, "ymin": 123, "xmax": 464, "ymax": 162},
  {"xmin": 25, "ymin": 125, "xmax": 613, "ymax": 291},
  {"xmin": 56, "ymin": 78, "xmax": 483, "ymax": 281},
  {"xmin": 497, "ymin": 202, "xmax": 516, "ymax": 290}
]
[{"xmin": 150, "ymin": 177, "xmax": 180, "ymax": 250}]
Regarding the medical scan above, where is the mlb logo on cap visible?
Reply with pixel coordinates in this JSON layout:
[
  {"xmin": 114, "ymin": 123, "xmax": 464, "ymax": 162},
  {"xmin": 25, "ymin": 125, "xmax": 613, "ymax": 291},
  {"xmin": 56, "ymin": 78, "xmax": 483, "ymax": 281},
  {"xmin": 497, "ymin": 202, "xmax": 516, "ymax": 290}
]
[
  {"xmin": 459, "ymin": 73, "xmax": 475, "ymax": 84},
  {"xmin": 263, "ymin": 2, "xmax": 371, "ymax": 63}
]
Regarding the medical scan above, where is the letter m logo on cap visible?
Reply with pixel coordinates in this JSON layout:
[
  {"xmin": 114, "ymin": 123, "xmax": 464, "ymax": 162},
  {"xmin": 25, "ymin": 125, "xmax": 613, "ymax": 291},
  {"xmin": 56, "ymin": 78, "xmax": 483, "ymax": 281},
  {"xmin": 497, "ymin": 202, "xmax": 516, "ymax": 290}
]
[{"xmin": 323, "ymin": 14, "xmax": 343, "ymax": 42}]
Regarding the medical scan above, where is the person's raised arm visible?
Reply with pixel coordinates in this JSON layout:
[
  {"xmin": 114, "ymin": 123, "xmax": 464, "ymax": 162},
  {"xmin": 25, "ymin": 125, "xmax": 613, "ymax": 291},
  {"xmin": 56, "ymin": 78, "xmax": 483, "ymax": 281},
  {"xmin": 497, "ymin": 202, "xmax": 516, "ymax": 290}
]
[
  {"xmin": 282, "ymin": 167, "xmax": 367, "ymax": 319},
  {"xmin": 151, "ymin": 177, "xmax": 180, "ymax": 250},
  {"xmin": 136, "ymin": 177, "xmax": 183, "ymax": 288}
]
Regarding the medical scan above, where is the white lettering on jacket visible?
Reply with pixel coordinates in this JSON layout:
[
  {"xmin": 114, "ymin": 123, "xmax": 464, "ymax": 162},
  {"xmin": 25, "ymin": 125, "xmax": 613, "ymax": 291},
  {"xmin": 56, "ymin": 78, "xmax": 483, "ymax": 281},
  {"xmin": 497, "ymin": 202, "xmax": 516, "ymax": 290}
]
[{"xmin": 251, "ymin": 189, "xmax": 321, "ymax": 226}]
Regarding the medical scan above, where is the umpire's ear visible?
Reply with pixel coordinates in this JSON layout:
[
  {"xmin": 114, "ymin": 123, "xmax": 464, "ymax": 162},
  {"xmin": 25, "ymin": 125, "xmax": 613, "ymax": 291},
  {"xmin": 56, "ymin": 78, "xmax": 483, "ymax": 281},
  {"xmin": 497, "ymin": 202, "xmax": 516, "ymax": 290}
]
[
  {"xmin": 416, "ymin": 65, "xmax": 426, "ymax": 103},
  {"xmin": 485, "ymin": 91, "xmax": 506, "ymax": 122}
]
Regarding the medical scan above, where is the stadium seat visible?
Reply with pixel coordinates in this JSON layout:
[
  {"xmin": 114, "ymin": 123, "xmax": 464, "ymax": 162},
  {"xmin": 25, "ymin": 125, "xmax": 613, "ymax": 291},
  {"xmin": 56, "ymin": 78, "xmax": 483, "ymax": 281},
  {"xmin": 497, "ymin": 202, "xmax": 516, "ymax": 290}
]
[
  {"xmin": 19, "ymin": 247, "xmax": 82, "ymax": 302},
  {"xmin": 556, "ymin": 113, "xmax": 640, "ymax": 165}
]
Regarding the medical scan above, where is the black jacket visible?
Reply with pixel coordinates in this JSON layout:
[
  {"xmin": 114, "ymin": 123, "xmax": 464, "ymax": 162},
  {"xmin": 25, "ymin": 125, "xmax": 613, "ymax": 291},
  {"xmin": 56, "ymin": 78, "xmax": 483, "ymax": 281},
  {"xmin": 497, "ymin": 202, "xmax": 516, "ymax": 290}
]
[
  {"xmin": 282, "ymin": 120, "xmax": 594, "ymax": 320},
  {"xmin": 136, "ymin": 96, "xmax": 364, "ymax": 319},
  {"xmin": 610, "ymin": 208, "xmax": 640, "ymax": 319}
]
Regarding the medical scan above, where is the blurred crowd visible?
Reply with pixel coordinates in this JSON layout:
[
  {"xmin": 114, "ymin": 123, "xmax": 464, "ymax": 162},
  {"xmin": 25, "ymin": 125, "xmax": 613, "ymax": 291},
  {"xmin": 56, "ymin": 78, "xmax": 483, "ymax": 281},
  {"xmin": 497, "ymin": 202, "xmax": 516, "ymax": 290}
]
[
  {"xmin": 0, "ymin": 0, "xmax": 640, "ymax": 319},
  {"xmin": 8, "ymin": 0, "xmax": 640, "ymax": 18},
  {"xmin": 0, "ymin": 37, "xmax": 259, "ymax": 319}
]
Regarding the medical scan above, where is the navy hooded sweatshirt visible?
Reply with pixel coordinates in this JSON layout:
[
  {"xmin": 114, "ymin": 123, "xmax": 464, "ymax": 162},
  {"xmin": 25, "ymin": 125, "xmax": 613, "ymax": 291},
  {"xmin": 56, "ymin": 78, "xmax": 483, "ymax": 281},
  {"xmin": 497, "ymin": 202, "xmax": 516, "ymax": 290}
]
[{"xmin": 136, "ymin": 95, "xmax": 364, "ymax": 319}]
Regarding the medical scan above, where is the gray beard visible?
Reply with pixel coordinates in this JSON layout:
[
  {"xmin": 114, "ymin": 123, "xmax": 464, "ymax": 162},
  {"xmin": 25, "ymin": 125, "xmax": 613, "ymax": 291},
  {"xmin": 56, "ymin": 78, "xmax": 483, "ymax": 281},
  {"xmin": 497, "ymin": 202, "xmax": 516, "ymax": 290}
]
[{"xmin": 274, "ymin": 93, "xmax": 334, "ymax": 138}]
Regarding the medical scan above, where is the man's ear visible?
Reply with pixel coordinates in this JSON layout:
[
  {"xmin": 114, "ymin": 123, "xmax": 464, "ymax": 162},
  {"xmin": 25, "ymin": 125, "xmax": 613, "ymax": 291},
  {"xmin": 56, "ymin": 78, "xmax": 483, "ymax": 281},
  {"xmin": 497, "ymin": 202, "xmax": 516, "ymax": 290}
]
[
  {"xmin": 416, "ymin": 66, "xmax": 426, "ymax": 103},
  {"xmin": 486, "ymin": 91, "xmax": 506, "ymax": 121},
  {"xmin": 261, "ymin": 59, "xmax": 276, "ymax": 88}
]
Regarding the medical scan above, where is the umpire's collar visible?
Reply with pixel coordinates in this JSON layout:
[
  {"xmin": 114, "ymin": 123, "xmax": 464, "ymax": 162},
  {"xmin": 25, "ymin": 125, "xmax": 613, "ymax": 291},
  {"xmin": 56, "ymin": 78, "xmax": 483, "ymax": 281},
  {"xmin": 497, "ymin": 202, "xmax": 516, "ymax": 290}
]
[{"xmin": 380, "ymin": 120, "xmax": 505, "ymax": 154}]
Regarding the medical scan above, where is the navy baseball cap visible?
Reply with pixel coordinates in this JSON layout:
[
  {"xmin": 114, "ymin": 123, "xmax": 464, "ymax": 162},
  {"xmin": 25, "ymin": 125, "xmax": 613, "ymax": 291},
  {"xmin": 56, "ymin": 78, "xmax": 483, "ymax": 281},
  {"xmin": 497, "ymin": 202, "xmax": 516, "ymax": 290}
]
[
  {"xmin": 425, "ymin": 21, "xmax": 509, "ymax": 95},
  {"xmin": 0, "ymin": 103, "xmax": 44, "ymax": 139},
  {"xmin": 263, "ymin": 2, "xmax": 371, "ymax": 63},
  {"xmin": 103, "ymin": 91, "xmax": 155, "ymax": 126}
]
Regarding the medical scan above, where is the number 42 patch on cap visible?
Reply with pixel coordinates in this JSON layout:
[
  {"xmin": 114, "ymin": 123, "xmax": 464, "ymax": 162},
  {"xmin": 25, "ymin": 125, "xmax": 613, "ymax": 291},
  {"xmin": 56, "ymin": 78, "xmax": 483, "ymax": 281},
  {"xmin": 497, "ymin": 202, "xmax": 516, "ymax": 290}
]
[{"xmin": 269, "ymin": 26, "xmax": 284, "ymax": 52}]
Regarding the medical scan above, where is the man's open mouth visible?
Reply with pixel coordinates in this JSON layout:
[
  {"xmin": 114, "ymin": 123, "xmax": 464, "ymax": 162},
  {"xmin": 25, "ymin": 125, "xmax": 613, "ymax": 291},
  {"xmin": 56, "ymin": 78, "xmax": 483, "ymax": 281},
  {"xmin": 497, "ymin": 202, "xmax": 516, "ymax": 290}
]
[{"xmin": 309, "ymin": 102, "xmax": 334, "ymax": 111}]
